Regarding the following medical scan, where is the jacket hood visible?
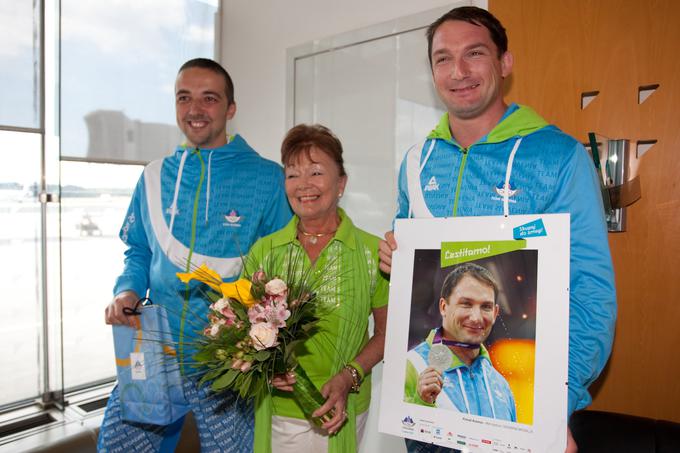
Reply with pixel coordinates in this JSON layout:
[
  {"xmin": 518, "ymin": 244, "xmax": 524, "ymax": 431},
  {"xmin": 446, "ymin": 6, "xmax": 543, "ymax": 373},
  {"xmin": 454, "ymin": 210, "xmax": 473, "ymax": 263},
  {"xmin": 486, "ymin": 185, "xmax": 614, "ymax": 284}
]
[{"xmin": 428, "ymin": 104, "xmax": 549, "ymax": 145}]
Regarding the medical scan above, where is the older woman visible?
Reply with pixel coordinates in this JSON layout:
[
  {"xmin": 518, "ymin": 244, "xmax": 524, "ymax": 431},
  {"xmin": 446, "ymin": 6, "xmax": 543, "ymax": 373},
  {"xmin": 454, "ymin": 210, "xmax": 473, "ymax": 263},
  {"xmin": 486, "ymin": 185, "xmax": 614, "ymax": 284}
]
[{"xmin": 246, "ymin": 124, "xmax": 388, "ymax": 453}]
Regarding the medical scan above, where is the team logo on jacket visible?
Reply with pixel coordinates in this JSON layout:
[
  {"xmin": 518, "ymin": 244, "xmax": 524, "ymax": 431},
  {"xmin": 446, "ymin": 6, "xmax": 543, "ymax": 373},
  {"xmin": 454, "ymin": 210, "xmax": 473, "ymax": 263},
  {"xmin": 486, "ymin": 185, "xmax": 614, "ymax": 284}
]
[
  {"xmin": 165, "ymin": 206, "xmax": 180, "ymax": 216},
  {"xmin": 223, "ymin": 209, "xmax": 242, "ymax": 228},
  {"xmin": 423, "ymin": 176, "xmax": 440, "ymax": 192},
  {"xmin": 493, "ymin": 182, "xmax": 519, "ymax": 203}
]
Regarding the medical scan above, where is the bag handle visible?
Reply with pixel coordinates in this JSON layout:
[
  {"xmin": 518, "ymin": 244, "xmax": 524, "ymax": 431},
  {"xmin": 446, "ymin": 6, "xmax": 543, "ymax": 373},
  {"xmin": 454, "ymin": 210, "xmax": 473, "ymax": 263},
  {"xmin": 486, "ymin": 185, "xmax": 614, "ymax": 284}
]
[{"xmin": 122, "ymin": 297, "xmax": 153, "ymax": 316}]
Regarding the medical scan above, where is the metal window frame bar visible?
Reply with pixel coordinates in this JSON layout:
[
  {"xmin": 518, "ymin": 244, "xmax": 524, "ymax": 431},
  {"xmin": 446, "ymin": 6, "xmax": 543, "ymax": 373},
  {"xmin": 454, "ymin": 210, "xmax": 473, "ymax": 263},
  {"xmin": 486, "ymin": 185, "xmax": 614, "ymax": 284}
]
[{"xmin": 0, "ymin": 125, "xmax": 43, "ymax": 134}]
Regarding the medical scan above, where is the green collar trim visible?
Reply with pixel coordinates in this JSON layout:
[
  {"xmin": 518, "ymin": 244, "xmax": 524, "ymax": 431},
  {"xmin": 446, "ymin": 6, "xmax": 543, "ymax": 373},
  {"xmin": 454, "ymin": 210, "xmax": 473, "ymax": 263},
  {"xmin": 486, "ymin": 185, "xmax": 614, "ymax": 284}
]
[
  {"xmin": 270, "ymin": 207, "xmax": 356, "ymax": 250},
  {"xmin": 430, "ymin": 113, "xmax": 455, "ymax": 142},
  {"xmin": 179, "ymin": 134, "xmax": 236, "ymax": 150},
  {"xmin": 428, "ymin": 104, "xmax": 549, "ymax": 145},
  {"xmin": 425, "ymin": 329, "xmax": 491, "ymax": 370}
]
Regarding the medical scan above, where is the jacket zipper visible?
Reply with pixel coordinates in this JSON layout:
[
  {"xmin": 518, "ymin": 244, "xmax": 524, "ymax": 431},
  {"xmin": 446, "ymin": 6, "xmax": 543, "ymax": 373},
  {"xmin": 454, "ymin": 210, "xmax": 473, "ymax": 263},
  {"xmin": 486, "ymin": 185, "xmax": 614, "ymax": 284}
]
[{"xmin": 452, "ymin": 146, "xmax": 470, "ymax": 217}]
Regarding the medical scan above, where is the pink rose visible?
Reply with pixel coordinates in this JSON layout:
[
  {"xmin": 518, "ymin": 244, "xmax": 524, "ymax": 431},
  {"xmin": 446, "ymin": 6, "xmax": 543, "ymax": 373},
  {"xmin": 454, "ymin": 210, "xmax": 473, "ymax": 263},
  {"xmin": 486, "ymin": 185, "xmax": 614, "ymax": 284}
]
[
  {"xmin": 249, "ymin": 323, "xmax": 279, "ymax": 350},
  {"xmin": 265, "ymin": 278, "xmax": 288, "ymax": 296}
]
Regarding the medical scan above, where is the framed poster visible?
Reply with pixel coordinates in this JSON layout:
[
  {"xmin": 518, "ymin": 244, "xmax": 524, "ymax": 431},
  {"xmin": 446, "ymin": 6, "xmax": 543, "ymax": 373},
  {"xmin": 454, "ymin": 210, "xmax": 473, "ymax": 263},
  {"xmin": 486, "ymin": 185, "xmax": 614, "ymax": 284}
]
[{"xmin": 379, "ymin": 214, "xmax": 570, "ymax": 452}]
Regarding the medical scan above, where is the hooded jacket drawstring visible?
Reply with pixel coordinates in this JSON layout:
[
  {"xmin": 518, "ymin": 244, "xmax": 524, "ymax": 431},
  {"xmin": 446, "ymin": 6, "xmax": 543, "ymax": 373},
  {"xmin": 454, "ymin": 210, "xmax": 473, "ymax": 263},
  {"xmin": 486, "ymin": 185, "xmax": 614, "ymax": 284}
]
[
  {"xmin": 503, "ymin": 137, "xmax": 523, "ymax": 217},
  {"xmin": 204, "ymin": 135, "xmax": 231, "ymax": 224},
  {"xmin": 408, "ymin": 136, "xmax": 523, "ymax": 218},
  {"xmin": 205, "ymin": 150, "xmax": 213, "ymax": 224},
  {"xmin": 170, "ymin": 140, "xmax": 230, "ymax": 232},
  {"xmin": 481, "ymin": 364, "xmax": 498, "ymax": 419},
  {"xmin": 455, "ymin": 368, "xmax": 472, "ymax": 414},
  {"xmin": 456, "ymin": 364, "xmax": 497, "ymax": 419}
]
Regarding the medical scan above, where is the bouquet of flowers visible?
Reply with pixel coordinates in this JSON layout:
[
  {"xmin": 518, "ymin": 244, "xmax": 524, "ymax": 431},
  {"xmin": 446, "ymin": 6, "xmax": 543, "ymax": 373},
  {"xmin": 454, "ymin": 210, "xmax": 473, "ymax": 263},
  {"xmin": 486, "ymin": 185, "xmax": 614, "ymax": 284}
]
[{"xmin": 176, "ymin": 257, "xmax": 335, "ymax": 423}]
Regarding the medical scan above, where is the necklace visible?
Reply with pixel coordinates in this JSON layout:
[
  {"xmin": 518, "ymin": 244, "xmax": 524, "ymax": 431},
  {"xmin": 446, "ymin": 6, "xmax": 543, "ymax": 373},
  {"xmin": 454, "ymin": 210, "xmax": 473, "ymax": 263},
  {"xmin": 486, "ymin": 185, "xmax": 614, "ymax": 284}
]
[{"xmin": 298, "ymin": 227, "xmax": 336, "ymax": 245}]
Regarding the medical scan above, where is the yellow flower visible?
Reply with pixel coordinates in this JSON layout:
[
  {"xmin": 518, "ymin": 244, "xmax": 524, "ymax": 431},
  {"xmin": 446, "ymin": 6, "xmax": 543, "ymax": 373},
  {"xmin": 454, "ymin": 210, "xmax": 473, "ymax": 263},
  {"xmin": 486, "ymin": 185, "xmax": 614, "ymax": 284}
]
[
  {"xmin": 176, "ymin": 264, "xmax": 223, "ymax": 292},
  {"xmin": 220, "ymin": 279, "xmax": 257, "ymax": 307}
]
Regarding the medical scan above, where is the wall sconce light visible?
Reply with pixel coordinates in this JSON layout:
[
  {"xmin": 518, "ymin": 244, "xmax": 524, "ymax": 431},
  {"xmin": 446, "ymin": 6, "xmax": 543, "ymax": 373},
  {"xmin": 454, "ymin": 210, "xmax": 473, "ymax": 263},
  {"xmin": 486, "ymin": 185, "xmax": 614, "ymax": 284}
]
[{"xmin": 587, "ymin": 133, "xmax": 641, "ymax": 232}]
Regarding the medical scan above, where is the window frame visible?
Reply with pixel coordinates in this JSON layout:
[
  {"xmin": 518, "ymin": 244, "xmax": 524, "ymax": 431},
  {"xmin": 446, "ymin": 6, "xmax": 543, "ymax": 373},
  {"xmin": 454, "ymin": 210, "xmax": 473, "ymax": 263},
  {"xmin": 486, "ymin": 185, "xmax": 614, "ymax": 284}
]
[{"xmin": 0, "ymin": 0, "xmax": 223, "ymax": 417}]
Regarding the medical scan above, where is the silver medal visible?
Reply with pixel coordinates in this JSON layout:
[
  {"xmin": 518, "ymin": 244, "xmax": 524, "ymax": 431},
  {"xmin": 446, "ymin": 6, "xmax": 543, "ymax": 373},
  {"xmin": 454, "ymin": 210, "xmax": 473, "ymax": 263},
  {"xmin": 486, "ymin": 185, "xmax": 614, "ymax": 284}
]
[{"xmin": 427, "ymin": 343, "xmax": 453, "ymax": 373}]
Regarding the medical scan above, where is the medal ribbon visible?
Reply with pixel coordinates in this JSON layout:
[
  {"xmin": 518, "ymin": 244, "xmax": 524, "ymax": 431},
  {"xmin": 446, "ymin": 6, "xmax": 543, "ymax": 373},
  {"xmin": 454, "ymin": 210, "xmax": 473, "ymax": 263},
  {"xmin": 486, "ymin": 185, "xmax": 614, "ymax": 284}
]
[{"xmin": 433, "ymin": 326, "xmax": 480, "ymax": 349}]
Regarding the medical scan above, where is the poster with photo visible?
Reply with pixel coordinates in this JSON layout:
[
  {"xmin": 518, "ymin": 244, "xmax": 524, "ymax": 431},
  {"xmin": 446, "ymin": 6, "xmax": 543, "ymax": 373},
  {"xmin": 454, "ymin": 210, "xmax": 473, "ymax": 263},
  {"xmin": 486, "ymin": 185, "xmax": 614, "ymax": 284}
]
[{"xmin": 379, "ymin": 214, "xmax": 570, "ymax": 453}]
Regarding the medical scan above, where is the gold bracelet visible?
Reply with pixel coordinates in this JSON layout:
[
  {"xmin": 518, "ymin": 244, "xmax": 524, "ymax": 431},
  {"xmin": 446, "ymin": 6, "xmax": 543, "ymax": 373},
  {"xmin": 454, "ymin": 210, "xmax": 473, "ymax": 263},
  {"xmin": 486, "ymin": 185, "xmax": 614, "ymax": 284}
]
[{"xmin": 343, "ymin": 364, "xmax": 362, "ymax": 393}]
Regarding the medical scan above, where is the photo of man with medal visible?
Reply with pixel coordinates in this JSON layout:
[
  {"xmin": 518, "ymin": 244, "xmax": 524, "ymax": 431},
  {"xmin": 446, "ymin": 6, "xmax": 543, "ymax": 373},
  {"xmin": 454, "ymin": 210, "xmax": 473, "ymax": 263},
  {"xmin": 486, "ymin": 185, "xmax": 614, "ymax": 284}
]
[{"xmin": 403, "ymin": 262, "xmax": 516, "ymax": 422}]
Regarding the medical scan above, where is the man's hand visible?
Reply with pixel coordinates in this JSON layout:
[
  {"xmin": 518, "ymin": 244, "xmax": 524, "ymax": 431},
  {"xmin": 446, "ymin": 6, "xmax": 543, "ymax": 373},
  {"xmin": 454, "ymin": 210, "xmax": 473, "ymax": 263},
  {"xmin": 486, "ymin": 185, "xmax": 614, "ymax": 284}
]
[
  {"xmin": 378, "ymin": 231, "xmax": 397, "ymax": 274},
  {"xmin": 104, "ymin": 290, "xmax": 139, "ymax": 326},
  {"xmin": 417, "ymin": 366, "xmax": 443, "ymax": 404}
]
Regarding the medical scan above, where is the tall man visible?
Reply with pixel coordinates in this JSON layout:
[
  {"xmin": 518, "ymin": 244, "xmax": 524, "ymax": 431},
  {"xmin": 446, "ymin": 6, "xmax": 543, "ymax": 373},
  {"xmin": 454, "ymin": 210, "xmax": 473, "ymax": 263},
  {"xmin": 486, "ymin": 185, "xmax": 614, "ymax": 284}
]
[
  {"xmin": 404, "ymin": 263, "xmax": 516, "ymax": 422},
  {"xmin": 100, "ymin": 58, "xmax": 292, "ymax": 452},
  {"xmin": 379, "ymin": 7, "xmax": 616, "ymax": 453}
]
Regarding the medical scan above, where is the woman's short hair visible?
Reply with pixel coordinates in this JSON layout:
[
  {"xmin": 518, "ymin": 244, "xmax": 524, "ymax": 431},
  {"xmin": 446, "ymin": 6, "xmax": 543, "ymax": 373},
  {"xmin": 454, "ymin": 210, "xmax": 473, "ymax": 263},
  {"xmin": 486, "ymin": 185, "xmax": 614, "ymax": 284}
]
[{"xmin": 281, "ymin": 124, "xmax": 346, "ymax": 177}]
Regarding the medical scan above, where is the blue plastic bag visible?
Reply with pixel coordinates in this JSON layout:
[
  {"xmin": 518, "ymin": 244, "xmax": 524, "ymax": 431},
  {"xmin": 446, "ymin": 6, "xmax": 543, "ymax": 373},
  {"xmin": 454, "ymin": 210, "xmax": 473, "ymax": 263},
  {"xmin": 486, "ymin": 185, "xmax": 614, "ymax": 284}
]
[{"xmin": 113, "ymin": 304, "xmax": 190, "ymax": 425}]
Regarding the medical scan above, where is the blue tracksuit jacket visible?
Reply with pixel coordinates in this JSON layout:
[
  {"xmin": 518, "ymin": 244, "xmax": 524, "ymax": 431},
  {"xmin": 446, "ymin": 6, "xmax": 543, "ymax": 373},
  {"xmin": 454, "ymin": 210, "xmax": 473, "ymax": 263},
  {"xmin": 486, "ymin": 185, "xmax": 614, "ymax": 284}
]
[
  {"xmin": 396, "ymin": 104, "xmax": 616, "ymax": 416},
  {"xmin": 114, "ymin": 135, "xmax": 292, "ymax": 351}
]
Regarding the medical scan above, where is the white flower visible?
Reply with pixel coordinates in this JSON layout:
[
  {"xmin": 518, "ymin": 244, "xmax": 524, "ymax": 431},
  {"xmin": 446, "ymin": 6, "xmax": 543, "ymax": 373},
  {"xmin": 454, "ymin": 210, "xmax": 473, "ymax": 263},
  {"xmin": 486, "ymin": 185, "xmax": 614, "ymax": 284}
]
[
  {"xmin": 210, "ymin": 298, "xmax": 230, "ymax": 312},
  {"xmin": 265, "ymin": 278, "xmax": 288, "ymax": 296},
  {"xmin": 249, "ymin": 323, "xmax": 279, "ymax": 350},
  {"xmin": 207, "ymin": 318, "xmax": 226, "ymax": 337}
]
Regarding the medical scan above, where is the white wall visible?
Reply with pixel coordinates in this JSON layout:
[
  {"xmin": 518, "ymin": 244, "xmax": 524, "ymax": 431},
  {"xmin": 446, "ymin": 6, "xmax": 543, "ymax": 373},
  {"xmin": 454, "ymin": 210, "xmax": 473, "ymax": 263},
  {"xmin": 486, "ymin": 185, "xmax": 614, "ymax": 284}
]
[{"xmin": 221, "ymin": 0, "xmax": 467, "ymax": 161}]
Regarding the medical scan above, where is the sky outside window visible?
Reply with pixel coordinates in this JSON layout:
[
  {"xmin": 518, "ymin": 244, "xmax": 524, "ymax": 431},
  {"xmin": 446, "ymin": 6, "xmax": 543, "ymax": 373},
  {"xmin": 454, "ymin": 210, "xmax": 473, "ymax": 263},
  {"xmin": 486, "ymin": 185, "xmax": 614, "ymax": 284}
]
[{"xmin": 61, "ymin": 0, "xmax": 218, "ymax": 162}]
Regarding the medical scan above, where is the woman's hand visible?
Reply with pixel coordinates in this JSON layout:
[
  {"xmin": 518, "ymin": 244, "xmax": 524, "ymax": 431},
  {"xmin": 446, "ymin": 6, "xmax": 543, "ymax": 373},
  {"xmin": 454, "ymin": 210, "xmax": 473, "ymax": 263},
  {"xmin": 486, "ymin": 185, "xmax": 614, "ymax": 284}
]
[
  {"xmin": 270, "ymin": 372, "xmax": 296, "ymax": 392},
  {"xmin": 312, "ymin": 368, "xmax": 354, "ymax": 434}
]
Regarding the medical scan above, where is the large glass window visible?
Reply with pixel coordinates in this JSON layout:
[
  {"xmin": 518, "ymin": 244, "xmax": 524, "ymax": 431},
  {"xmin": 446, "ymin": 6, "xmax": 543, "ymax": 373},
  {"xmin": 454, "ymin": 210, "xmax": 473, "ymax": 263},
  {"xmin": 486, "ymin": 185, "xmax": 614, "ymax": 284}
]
[
  {"xmin": 60, "ymin": 0, "xmax": 218, "ymax": 162},
  {"xmin": 0, "ymin": 131, "xmax": 42, "ymax": 406},
  {"xmin": 0, "ymin": 0, "xmax": 221, "ymax": 411},
  {"xmin": 60, "ymin": 162, "xmax": 142, "ymax": 388},
  {"xmin": 58, "ymin": 0, "xmax": 220, "ymax": 391},
  {"xmin": 0, "ymin": 1, "xmax": 41, "ymax": 129}
]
